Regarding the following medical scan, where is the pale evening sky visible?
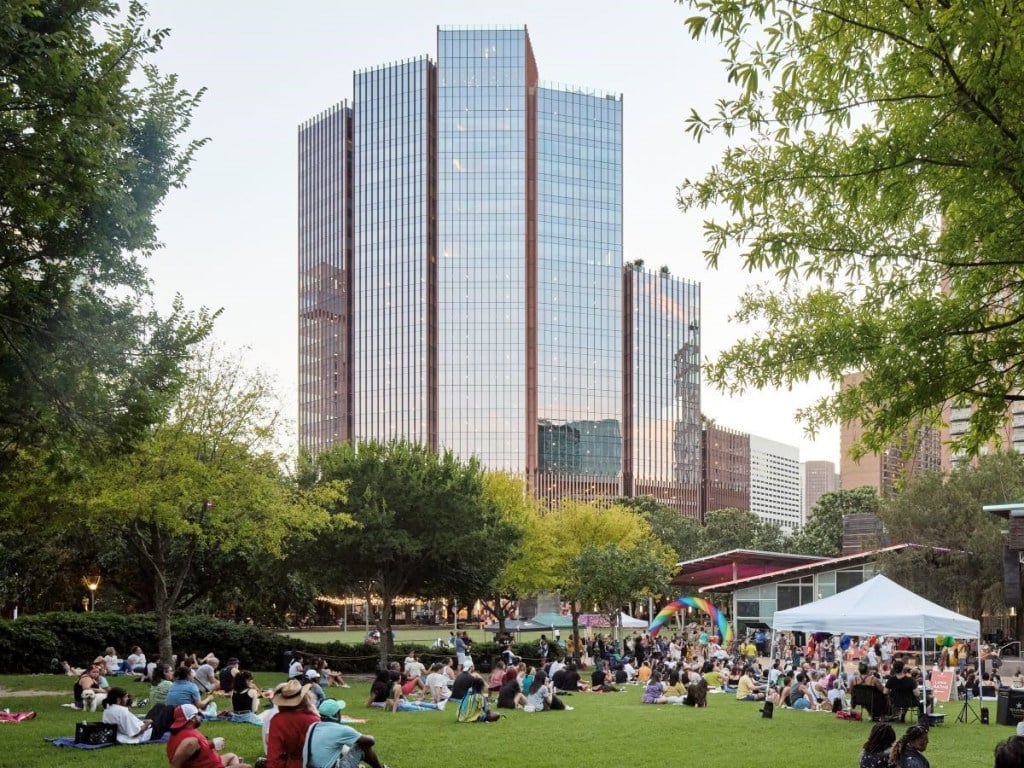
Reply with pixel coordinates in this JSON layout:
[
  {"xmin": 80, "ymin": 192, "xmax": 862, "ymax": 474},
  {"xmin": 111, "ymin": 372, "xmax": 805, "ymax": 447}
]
[{"xmin": 143, "ymin": 0, "xmax": 840, "ymax": 465}]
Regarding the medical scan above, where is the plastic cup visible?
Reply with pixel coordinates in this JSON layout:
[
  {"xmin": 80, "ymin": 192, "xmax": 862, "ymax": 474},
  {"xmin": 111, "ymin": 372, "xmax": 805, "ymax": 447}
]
[{"xmin": 212, "ymin": 737, "xmax": 225, "ymax": 751}]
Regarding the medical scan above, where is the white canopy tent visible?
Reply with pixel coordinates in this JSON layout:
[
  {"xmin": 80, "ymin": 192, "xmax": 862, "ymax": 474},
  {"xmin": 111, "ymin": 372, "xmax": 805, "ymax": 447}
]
[
  {"xmin": 771, "ymin": 574, "xmax": 979, "ymax": 638},
  {"xmin": 771, "ymin": 574, "xmax": 980, "ymax": 715}
]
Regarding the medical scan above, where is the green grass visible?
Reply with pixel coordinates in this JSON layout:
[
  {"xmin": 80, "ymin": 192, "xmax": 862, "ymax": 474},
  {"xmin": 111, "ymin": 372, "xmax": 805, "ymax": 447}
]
[
  {"xmin": 281, "ymin": 627, "xmax": 490, "ymax": 645},
  {"xmin": 0, "ymin": 673, "xmax": 1012, "ymax": 768}
]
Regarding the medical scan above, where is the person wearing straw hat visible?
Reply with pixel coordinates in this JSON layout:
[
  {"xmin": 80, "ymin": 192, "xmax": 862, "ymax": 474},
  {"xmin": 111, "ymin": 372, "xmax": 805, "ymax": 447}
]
[
  {"xmin": 266, "ymin": 679, "xmax": 319, "ymax": 768},
  {"xmin": 166, "ymin": 703, "xmax": 249, "ymax": 768},
  {"xmin": 303, "ymin": 698, "xmax": 389, "ymax": 768}
]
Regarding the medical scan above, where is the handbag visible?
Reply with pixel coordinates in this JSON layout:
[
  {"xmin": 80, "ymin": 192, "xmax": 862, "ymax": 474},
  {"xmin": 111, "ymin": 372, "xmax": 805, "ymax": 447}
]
[{"xmin": 75, "ymin": 721, "xmax": 117, "ymax": 745}]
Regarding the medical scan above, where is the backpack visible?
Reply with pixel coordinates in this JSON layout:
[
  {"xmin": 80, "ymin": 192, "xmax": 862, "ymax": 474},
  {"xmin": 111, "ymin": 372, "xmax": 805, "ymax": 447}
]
[{"xmin": 457, "ymin": 693, "xmax": 486, "ymax": 723}]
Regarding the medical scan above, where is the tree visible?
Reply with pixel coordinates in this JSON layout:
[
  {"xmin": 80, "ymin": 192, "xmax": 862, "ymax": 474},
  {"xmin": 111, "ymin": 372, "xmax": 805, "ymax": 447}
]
[
  {"xmin": 477, "ymin": 472, "xmax": 546, "ymax": 636},
  {"xmin": 789, "ymin": 487, "xmax": 880, "ymax": 556},
  {"xmin": 698, "ymin": 508, "xmax": 784, "ymax": 556},
  {"xmin": 82, "ymin": 347, "xmax": 332, "ymax": 661},
  {"xmin": 0, "ymin": 1, "xmax": 211, "ymax": 482},
  {"xmin": 573, "ymin": 543, "xmax": 672, "ymax": 641},
  {"xmin": 306, "ymin": 440, "xmax": 517, "ymax": 666},
  {"xmin": 541, "ymin": 500, "xmax": 655, "ymax": 653},
  {"xmin": 678, "ymin": 0, "xmax": 1024, "ymax": 457},
  {"xmin": 875, "ymin": 453, "xmax": 1020, "ymax": 619},
  {"xmin": 616, "ymin": 495, "xmax": 703, "ymax": 562}
]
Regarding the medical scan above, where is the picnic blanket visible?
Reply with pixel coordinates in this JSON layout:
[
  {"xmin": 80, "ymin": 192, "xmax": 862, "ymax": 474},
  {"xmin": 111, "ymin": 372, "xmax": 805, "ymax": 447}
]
[
  {"xmin": 46, "ymin": 733, "xmax": 170, "ymax": 749},
  {"xmin": 0, "ymin": 711, "xmax": 36, "ymax": 722}
]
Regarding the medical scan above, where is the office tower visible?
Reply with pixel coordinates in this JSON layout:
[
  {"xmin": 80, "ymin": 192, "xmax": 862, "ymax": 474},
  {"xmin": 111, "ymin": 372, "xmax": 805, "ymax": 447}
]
[
  {"xmin": 353, "ymin": 58, "xmax": 437, "ymax": 448},
  {"xmin": 298, "ymin": 26, "xmax": 701, "ymax": 511},
  {"xmin": 298, "ymin": 102, "xmax": 353, "ymax": 453},
  {"xmin": 803, "ymin": 459, "xmax": 840, "ymax": 518},
  {"xmin": 624, "ymin": 267, "xmax": 701, "ymax": 517},
  {"xmin": 701, "ymin": 422, "xmax": 751, "ymax": 516},
  {"xmin": 749, "ymin": 434, "xmax": 801, "ymax": 532}
]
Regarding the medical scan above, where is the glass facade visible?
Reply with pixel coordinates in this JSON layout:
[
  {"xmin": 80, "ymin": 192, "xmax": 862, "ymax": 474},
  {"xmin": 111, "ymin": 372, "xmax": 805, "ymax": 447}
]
[
  {"xmin": 353, "ymin": 59, "xmax": 437, "ymax": 447},
  {"xmin": 733, "ymin": 564, "xmax": 877, "ymax": 633},
  {"xmin": 436, "ymin": 28, "xmax": 535, "ymax": 471},
  {"xmin": 298, "ymin": 102, "xmax": 353, "ymax": 454},
  {"xmin": 297, "ymin": 26, "xmax": 705, "ymax": 513},
  {"xmin": 535, "ymin": 86, "xmax": 623, "ymax": 496},
  {"xmin": 625, "ymin": 268, "xmax": 702, "ymax": 517}
]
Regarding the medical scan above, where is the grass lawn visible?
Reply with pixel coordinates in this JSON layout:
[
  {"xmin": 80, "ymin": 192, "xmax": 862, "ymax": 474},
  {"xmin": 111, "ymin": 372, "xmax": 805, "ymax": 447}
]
[
  {"xmin": 281, "ymin": 627, "xmax": 491, "ymax": 645},
  {"xmin": 0, "ymin": 672, "xmax": 1011, "ymax": 768}
]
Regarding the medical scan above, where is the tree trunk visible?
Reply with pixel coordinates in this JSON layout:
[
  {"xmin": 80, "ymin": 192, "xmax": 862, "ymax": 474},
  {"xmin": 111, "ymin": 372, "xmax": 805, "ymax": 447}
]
[
  {"xmin": 156, "ymin": 592, "xmax": 174, "ymax": 664},
  {"xmin": 570, "ymin": 602, "xmax": 582, "ymax": 666},
  {"xmin": 379, "ymin": 591, "xmax": 393, "ymax": 669}
]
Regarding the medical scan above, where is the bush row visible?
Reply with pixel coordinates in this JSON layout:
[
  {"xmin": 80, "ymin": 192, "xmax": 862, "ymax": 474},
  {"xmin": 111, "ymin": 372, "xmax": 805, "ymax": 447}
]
[{"xmin": 0, "ymin": 612, "xmax": 547, "ymax": 675}]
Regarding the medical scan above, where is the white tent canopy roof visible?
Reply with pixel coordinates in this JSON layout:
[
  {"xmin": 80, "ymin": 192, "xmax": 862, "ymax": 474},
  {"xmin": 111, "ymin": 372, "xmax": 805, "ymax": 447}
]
[{"xmin": 771, "ymin": 574, "xmax": 979, "ymax": 638}]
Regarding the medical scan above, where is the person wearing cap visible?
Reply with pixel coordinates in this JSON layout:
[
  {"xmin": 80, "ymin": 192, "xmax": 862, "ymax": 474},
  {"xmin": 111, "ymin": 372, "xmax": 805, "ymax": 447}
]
[
  {"xmin": 266, "ymin": 679, "xmax": 319, "ymax": 768},
  {"xmin": 304, "ymin": 698, "xmax": 388, "ymax": 768},
  {"xmin": 166, "ymin": 703, "xmax": 249, "ymax": 768}
]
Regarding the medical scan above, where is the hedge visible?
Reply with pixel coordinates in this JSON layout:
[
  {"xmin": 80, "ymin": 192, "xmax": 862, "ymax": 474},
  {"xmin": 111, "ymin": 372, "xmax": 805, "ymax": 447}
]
[{"xmin": 0, "ymin": 613, "xmax": 545, "ymax": 675}]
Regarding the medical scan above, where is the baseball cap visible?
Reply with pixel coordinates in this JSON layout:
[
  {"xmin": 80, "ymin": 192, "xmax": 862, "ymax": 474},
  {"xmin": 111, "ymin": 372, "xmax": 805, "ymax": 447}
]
[
  {"xmin": 305, "ymin": 669, "xmax": 320, "ymax": 680},
  {"xmin": 171, "ymin": 704, "xmax": 200, "ymax": 730},
  {"xmin": 318, "ymin": 698, "xmax": 347, "ymax": 720}
]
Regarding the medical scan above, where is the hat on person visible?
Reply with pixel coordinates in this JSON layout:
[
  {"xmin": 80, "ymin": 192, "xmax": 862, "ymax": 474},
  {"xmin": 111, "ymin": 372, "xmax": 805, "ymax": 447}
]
[
  {"xmin": 305, "ymin": 669, "xmax": 320, "ymax": 681},
  {"xmin": 272, "ymin": 678, "xmax": 312, "ymax": 708},
  {"xmin": 171, "ymin": 704, "xmax": 200, "ymax": 730},
  {"xmin": 318, "ymin": 699, "xmax": 347, "ymax": 720}
]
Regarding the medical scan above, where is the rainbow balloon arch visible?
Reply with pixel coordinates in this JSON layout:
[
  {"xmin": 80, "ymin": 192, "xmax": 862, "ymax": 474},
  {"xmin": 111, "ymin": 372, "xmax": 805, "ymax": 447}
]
[{"xmin": 648, "ymin": 597, "xmax": 734, "ymax": 644}]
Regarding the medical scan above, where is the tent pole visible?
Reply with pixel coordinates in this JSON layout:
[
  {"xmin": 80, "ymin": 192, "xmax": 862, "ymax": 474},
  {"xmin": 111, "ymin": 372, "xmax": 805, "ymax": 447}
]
[{"xmin": 921, "ymin": 633, "xmax": 927, "ymax": 716}]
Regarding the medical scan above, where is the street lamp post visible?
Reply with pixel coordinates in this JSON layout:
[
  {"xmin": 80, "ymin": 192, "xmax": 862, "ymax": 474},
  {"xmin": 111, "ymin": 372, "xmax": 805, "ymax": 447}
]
[{"xmin": 83, "ymin": 575, "xmax": 101, "ymax": 612}]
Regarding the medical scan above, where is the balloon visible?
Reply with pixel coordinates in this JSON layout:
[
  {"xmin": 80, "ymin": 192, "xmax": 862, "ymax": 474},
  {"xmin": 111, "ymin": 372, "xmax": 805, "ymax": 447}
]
[{"xmin": 648, "ymin": 597, "xmax": 734, "ymax": 643}]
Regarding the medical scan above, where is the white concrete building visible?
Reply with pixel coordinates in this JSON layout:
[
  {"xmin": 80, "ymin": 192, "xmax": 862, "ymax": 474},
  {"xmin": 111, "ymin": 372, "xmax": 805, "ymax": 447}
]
[{"xmin": 749, "ymin": 434, "xmax": 802, "ymax": 533}]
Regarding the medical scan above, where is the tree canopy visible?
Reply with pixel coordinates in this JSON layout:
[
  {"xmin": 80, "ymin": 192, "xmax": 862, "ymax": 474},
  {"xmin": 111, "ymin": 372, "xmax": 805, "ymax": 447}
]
[
  {"xmin": 305, "ymin": 440, "xmax": 520, "ymax": 664},
  {"xmin": 82, "ymin": 347, "xmax": 330, "ymax": 660},
  {"xmin": 0, "ymin": 0, "xmax": 211, "ymax": 481},
  {"xmin": 876, "ymin": 453, "xmax": 1021, "ymax": 618},
  {"xmin": 678, "ymin": 0, "xmax": 1024, "ymax": 456},
  {"xmin": 789, "ymin": 487, "xmax": 880, "ymax": 557}
]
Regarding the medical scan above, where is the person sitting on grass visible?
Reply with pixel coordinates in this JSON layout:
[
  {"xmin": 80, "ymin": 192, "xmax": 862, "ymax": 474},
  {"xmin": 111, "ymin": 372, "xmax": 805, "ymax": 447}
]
[
  {"xmin": 74, "ymin": 664, "xmax": 108, "ymax": 711},
  {"xmin": 663, "ymin": 671, "xmax": 687, "ymax": 704},
  {"xmin": 194, "ymin": 655, "xmax": 220, "ymax": 695},
  {"xmin": 266, "ymin": 680, "xmax": 319, "ymax": 768},
  {"xmin": 736, "ymin": 666, "xmax": 765, "ymax": 702},
  {"xmin": 102, "ymin": 687, "xmax": 153, "ymax": 743},
  {"xmin": 167, "ymin": 665, "xmax": 215, "ymax": 710},
  {"xmin": 525, "ymin": 670, "xmax": 570, "ymax": 711},
  {"xmin": 889, "ymin": 724, "xmax": 930, "ymax": 768},
  {"xmin": 497, "ymin": 675, "xmax": 527, "ymax": 710},
  {"xmin": 591, "ymin": 660, "xmax": 621, "ymax": 693},
  {"xmin": 303, "ymin": 699, "xmax": 389, "ymax": 768},
  {"xmin": 859, "ymin": 723, "xmax": 896, "ymax": 768},
  {"xmin": 641, "ymin": 672, "xmax": 668, "ymax": 704},
  {"xmin": 456, "ymin": 677, "xmax": 501, "ymax": 722},
  {"xmin": 367, "ymin": 670, "xmax": 391, "ymax": 709},
  {"xmin": 167, "ymin": 703, "xmax": 250, "ymax": 768},
  {"xmin": 385, "ymin": 669, "xmax": 441, "ymax": 712},
  {"xmin": 994, "ymin": 736, "xmax": 1024, "ymax": 768},
  {"xmin": 487, "ymin": 661, "xmax": 506, "ymax": 693},
  {"xmin": 150, "ymin": 664, "xmax": 174, "ymax": 706}
]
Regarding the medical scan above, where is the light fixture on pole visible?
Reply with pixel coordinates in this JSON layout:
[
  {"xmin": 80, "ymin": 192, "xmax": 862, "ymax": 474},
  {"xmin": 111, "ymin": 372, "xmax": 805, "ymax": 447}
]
[{"xmin": 83, "ymin": 575, "xmax": 101, "ymax": 612}]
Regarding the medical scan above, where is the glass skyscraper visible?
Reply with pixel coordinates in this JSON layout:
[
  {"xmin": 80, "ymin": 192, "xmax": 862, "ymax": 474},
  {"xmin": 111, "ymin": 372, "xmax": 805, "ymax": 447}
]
[{"xmin": 299, "ymin": 26, "xmax": 702, "ymax": 516}]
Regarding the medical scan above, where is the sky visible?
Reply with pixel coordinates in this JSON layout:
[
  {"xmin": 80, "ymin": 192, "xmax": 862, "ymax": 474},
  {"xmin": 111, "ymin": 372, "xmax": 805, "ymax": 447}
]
[{"xmin": 142, "ymin": 0, "xmax": 840, "ymax": 465}]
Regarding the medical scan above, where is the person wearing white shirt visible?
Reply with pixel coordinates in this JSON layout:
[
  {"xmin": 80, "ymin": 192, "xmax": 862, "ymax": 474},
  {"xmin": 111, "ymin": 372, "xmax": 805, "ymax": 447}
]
[{"xmin": 101, "ymin": 687, "xmax": 152, "ymax": 744}]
